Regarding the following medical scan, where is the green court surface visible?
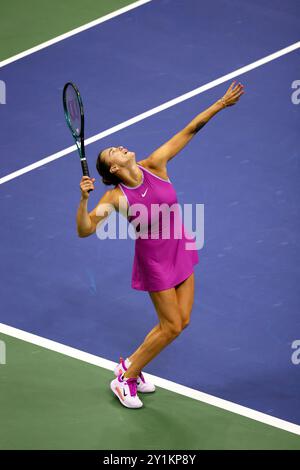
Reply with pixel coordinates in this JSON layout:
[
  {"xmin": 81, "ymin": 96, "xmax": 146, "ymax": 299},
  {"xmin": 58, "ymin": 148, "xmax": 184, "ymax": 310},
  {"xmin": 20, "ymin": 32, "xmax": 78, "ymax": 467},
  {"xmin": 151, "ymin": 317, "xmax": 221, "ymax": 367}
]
[
  {"xmin": 0, "ymin": 334, "xmax": 299, "ymax": 450},
  {"xmin": 0, "ymin": 0, "xmax": 139, "ymax": 61}
]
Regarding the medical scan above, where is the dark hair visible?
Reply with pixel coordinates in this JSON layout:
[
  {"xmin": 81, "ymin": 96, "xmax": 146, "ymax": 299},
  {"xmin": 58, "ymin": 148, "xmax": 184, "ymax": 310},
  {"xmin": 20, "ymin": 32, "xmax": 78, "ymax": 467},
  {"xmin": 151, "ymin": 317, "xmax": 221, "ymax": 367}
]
[{"xmin": 96, "ymin": 149, "xmax": 121, "ymax": 186}]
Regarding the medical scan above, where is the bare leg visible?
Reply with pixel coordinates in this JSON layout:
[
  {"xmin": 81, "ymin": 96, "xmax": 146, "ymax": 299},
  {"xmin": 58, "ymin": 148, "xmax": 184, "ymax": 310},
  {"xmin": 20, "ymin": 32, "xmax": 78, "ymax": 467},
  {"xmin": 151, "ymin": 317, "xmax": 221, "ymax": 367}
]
[
  {"xmin": 123, "ymin": 287, "xmax": 183, "ymax": 378},
  {"xmin": 175, "ymin": 273, "xmax": 195, "ymax": 328},
  {"xmin": 128, "ymin": 324, "xmax": 161, "ymax": 364},
  {"xmin": 128, "ymin": 273, "xmax": 195, "ymax": 364}
]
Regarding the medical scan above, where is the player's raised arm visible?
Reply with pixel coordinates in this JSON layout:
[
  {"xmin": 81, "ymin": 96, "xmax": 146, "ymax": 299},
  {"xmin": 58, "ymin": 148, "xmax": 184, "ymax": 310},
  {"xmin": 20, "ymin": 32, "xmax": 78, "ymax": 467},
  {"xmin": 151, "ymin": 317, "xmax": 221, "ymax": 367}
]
[{"xmin": 146, "ymin": 81, "xmax": 244, "ymax": 170}]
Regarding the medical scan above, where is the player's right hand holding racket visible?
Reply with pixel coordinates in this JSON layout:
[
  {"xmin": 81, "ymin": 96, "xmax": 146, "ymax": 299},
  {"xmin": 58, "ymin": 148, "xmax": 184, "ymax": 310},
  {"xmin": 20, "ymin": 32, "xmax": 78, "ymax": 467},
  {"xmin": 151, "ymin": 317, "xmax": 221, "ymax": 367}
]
[{"xmin": 80, "ymin": 176, "xmax": 95, "ymax": 199}]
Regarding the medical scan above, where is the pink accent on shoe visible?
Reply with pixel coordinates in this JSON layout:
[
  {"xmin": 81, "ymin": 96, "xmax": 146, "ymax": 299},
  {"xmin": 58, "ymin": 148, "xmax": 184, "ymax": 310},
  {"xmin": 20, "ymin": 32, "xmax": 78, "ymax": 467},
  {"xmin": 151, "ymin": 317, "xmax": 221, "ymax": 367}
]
[
  {"xmin": 139, "ymin": 372, "xmax": 146, "ymax": 383},
  {"xmin": 121, "ymin": 358, "xmax": 128, "ymax": 371},
  {"xmin": 126, "ymin": 378, "xmax": 138, "ymax": 397}
]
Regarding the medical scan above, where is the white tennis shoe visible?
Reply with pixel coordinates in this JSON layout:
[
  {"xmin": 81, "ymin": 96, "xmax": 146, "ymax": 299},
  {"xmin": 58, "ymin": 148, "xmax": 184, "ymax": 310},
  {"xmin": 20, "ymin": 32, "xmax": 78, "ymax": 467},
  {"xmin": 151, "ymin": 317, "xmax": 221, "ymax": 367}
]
[
  {"xmin": 110, "ymin": 374, "xmax": 143, "ymax": 409},
  {"xmin": 114, "ymin": 357, "xmax": 156, "ymax": 393}
]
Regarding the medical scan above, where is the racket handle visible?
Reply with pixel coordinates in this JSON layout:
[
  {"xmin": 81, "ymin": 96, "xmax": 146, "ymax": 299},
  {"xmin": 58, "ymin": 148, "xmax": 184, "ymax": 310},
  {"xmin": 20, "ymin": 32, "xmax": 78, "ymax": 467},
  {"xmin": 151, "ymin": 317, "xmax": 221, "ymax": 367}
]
[
  {"xmin": 81, "ymin": 158, "xmax": 90, "ymax": 177},
  {"xmin": 81, "ymin": 159, "xmax": 93, "ymax": 193}
]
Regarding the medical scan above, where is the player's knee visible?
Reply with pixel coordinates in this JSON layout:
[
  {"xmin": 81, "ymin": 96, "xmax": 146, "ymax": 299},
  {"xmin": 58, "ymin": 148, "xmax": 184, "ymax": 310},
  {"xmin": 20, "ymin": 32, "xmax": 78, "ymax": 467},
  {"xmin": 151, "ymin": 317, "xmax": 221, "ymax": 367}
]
[
  {"xmin": 168, "ymin": 325, "xmax": 182, "ymax": 339},
  {"xmin": 162, "ymin": 318, "xmax": 183, "ymax": 339}
]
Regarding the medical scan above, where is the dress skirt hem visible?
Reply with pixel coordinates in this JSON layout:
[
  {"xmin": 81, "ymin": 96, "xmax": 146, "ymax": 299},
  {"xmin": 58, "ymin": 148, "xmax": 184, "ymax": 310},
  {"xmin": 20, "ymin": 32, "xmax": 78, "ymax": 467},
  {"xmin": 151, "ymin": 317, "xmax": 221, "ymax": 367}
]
[{"xmin": 131, "ymin": 260, "xmax": 198, "ymax": 292}]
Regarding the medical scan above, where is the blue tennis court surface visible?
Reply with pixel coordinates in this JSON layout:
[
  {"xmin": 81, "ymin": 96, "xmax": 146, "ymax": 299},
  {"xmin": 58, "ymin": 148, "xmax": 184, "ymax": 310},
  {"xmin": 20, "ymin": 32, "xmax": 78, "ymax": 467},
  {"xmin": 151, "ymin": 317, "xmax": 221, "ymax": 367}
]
[{"xmin": 1, "ymin": 0, "xmax": 300, "ymax": 428}]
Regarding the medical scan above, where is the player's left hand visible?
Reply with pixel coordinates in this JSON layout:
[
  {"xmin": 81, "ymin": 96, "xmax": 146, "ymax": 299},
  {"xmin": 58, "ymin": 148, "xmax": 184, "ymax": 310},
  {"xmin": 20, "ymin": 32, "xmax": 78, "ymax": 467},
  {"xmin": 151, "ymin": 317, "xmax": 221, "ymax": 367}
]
[{"xmin": 221, "ymin": 81, "xmax": 244, "ymax": 107}]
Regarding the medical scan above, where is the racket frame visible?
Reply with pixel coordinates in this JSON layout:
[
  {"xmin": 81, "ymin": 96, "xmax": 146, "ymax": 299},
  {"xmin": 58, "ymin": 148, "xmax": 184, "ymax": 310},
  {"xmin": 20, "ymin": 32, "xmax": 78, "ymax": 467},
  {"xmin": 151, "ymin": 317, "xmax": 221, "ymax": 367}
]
[{"xmin": 63, "ymin": 82, "xmax": 90, "ymax": 178}]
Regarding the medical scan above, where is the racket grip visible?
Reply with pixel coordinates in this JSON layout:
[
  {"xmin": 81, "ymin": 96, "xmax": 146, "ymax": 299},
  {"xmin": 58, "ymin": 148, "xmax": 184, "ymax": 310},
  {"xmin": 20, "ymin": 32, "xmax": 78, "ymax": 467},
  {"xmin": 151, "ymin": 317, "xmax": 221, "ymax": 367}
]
[
  {"xmin": 81, "ymin": 159, "xmax": 90, "ymax": 177},
  {"xmin": 81, "ymin": 159, "xmax": 93, "ymax": 193}
]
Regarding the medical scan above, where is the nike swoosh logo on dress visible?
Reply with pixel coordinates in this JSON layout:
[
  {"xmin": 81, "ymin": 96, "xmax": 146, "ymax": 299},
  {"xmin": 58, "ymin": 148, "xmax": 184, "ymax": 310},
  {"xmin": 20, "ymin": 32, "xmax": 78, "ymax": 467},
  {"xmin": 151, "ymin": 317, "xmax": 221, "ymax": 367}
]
[{"xmin": 141, "ymin": 188, "xmax": 148, "ymax": 197}]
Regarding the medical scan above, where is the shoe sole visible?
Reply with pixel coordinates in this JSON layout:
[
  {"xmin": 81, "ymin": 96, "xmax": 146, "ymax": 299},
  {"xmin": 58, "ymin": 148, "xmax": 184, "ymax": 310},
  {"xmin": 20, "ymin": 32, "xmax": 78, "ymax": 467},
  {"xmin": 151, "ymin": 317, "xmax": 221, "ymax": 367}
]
[
  {"xmin": 110, "ymin": 380, "xmax": 143, "ymax": 409},
  {"xmin": 138, "ymin": 387, "xmax": 156, "ymax": 393}
]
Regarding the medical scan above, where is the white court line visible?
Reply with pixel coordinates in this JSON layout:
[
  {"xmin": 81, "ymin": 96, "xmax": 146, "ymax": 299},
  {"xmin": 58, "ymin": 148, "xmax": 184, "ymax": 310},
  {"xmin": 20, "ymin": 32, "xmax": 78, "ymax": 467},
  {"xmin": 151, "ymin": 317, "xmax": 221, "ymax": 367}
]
[
  {"xmin": 1, "ymin": 41, "xmax": 299, "ymax": 186},
  {"xmin": 1, "ymin": 322, "xmax": 300, "ymax": 437},
  {"xmin": 0, "ymin": 0, "xmax": 152, "ymax": 69}
]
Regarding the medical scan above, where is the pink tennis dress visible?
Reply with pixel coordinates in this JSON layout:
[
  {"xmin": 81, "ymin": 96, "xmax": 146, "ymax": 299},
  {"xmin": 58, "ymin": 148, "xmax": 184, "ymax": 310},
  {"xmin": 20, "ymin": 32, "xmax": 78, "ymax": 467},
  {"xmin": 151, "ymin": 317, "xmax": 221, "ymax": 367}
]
[{"xmin": 118, "ymin": 164, "xmax": 199, "ymax": 292}]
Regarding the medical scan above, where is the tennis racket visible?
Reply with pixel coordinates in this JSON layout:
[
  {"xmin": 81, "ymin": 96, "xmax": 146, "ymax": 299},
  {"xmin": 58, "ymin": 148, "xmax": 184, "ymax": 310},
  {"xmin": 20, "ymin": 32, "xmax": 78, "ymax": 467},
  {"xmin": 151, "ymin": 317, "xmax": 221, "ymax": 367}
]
[{"xmin": 63, "ymin": 82, "xmax": 92, "ymax": 188}]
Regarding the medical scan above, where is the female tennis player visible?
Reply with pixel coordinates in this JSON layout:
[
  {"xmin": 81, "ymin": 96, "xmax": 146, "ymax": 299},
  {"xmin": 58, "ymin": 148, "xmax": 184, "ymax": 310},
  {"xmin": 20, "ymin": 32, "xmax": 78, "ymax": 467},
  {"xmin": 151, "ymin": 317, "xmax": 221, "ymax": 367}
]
[{"xmin": 77, "ymin": 81, "xmax": 244, "ymax": 408}]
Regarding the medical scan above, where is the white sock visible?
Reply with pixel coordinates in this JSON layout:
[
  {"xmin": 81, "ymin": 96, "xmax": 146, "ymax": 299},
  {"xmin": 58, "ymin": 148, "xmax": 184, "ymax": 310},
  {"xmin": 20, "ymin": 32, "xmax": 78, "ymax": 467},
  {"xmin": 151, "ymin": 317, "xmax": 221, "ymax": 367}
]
[{"xmin": 125, "ymin": 358, "xmax": 131, "ymax": 369}]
